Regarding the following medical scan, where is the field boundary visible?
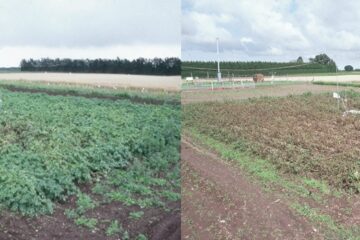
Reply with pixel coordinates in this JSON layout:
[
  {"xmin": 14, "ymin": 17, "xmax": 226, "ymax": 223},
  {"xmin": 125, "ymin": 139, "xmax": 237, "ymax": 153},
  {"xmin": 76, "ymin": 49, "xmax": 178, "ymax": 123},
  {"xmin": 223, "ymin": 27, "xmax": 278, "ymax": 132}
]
[
  {"xmin": 0, "ymin": 84, "xmax": 180, "ymax": 106},
  {"xmin": 183, "ymin": 129, "xmax": 360, "ymax": 239}
]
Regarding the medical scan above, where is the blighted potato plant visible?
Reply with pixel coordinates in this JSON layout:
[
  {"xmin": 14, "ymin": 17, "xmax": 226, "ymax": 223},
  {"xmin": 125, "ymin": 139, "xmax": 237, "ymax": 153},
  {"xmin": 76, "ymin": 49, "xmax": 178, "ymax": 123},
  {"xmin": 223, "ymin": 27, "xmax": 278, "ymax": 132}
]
[{"xmin": 183, "ymin": 91, "xmax": 360, "ymax": 193}]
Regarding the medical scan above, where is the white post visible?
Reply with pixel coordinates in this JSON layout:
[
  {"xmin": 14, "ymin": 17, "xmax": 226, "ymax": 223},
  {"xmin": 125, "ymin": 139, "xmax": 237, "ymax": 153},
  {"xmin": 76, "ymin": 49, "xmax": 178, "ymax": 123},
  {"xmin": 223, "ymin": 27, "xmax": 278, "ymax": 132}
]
[
  {"xmin": 216, "ymin": 37, "xmax": 221, "ymax": 82},
  {"xmin": 336, "ymin": 67, "xmax": 340, "ymax": 110}
]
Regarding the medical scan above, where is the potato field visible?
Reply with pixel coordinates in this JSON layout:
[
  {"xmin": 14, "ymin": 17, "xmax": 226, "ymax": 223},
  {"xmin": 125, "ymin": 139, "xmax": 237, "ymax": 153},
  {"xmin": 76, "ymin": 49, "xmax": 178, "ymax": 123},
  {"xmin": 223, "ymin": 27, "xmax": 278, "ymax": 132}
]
[
  {"xmin": 184, "ymin": 92, "xmax": 360, "ymax": 192},
  {"xmin": 183, "ymin": 90, "xmax": 360, "ymax": 239},
  {"xmin": 0, "ymin": 82, "xmax": 180, "ymax": 240}
]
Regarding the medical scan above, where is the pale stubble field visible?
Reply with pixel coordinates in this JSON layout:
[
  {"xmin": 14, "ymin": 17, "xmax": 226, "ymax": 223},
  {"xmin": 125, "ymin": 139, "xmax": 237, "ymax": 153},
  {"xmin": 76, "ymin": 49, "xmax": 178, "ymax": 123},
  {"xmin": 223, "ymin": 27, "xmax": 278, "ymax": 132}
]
[{"xmin": 0, "ymin": 72, "xmax": 181, "ymax": 91}]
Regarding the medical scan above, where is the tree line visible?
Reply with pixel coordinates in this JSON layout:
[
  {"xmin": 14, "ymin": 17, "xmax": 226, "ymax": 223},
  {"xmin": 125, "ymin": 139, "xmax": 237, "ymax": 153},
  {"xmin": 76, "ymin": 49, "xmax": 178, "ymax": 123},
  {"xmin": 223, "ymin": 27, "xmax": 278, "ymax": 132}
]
[
  {"xmin": 182, "ymin": 53, "xmax": 337, "ymax": 78},
  {"xmin": 20, "ymin": 57, "xmax": 181, "ymax": 75}
]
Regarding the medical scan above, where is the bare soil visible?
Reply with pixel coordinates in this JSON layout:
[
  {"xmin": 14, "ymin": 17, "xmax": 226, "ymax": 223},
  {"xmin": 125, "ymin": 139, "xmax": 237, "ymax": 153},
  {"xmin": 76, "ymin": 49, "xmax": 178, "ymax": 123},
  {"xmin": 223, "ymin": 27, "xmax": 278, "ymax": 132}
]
[
  {"xmin": 183, "ymin": 94, "xmax": 360, "ymax": 191},
  {"xmin": 181, "ymin": 139, "xmax": 320, "ymax": 240},
  {"xmin": 0, "ymin": 184, "xmax": 180, "ymax": 240},
  {"xmin": 182, "ymin": 83, "xmax": 359, "ymax": 104}
]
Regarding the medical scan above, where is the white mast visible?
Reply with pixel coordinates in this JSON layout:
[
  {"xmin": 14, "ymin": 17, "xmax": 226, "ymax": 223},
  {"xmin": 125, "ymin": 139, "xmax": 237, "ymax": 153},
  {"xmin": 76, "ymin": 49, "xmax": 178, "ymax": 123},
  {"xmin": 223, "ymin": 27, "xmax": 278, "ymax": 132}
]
[{"xmin": 216, "ymin": 37, "xmax": 221, "ymax": 81}]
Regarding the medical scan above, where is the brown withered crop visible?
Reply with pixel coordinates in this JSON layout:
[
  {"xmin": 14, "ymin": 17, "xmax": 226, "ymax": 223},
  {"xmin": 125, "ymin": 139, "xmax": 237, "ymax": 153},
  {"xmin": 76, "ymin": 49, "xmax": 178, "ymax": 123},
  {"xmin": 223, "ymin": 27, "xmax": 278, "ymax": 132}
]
[{"xmin": 183, "ymin": 92, "xmax": 360, "ymax": 192}]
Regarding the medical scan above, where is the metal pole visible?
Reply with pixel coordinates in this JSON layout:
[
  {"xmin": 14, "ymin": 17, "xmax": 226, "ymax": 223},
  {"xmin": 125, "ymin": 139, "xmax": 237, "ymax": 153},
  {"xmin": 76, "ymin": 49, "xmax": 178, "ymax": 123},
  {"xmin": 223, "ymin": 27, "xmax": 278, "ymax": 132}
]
[
  {"xmin": 336, "ymin": 67, "xmax": 340, "ymax": 110},
  {"xmin": 216, "ymin": 37, "xmax": 221, "ymax": 82}
]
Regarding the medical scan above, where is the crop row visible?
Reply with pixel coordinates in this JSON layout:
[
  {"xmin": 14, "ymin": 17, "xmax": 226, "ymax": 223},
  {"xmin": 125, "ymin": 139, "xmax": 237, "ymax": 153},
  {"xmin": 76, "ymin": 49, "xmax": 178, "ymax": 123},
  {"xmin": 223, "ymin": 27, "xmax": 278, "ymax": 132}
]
[
  {"xmin": 0, "ymin": 80, "xmax": 180, "ymax": 105},
  {"xmin": 183, "ymin": 92, "xmax": 360, "ymax": 192},
  {"xmin": 0, "ymin": 89, "xmax": 180, "ymax": 215},
  {"xmin": 182, "ymin": 61, "xmax": 335, "ymax": 78}
]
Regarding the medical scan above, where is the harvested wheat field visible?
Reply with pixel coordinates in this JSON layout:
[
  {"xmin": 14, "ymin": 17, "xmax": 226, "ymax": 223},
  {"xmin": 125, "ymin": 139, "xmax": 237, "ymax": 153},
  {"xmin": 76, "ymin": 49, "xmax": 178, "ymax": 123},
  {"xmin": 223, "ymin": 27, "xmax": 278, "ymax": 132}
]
[{"xmin": 0, "ymin": 73, "xmax": 181, "ymax": 91}]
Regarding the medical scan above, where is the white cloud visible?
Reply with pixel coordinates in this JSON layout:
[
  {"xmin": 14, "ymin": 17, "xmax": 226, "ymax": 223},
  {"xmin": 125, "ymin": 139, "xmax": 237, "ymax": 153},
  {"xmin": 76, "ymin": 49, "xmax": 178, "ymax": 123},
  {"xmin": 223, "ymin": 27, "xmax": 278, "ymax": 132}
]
[
  {"xmin": 240, "ymin": 37, "xmax": 253, "ymax": 44},
  {"xmin": 0, "ymin": 44, "xmax": 180, "ymax": 67},
  {"xmin": 182, "ymin": 11, "xmax": 233, "ymax": 48},
  {"xmin": 0, "ymin": 0, "xmax": 180, "ymax": 66},
  {"xmin": 182, "ymin": 0, "xmax": 360, "ymax": 68}
]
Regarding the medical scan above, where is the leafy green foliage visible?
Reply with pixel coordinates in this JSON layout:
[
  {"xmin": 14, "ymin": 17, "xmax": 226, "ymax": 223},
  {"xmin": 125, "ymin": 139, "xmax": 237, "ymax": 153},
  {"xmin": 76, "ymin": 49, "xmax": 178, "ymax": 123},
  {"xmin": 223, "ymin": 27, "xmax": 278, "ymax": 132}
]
[
  {"xmin": 75, "ymin": 217, "xmax": 98, "ymax": 230},
  {"xmin": 309, "ymin": 53, "xmax": 336, "ymax": 67},
  {"xmin": 76, "ymin": 193, "xmax": 97, "ymax": 214},
  {"xmin": 0, "ymin": 80, "xmax": 180, "ymax": 105},
  {"xmin": 137, "ymin": 233, "xmax": 148, "ymax": 240},
  {"xmin": 20, "ymin": 57, "xmax": 181, "ymax": 76},
  {"xmin": 106, "ymin": 220, "xmax": 122, "ymax": 236},
  {"xmin": 0, "ymin": 89, "xmax": 180, "ymax": 215},
  {"xmin": 344, "ymin": 65, "xmax": 354, "ymax": 71},
  {"xmin": 129, "ymin": 211, "xmax": 144, "ymax": 220},
  {"xmin": 313, "ymin": 81, "xmax": 360, "ymax": 88}
]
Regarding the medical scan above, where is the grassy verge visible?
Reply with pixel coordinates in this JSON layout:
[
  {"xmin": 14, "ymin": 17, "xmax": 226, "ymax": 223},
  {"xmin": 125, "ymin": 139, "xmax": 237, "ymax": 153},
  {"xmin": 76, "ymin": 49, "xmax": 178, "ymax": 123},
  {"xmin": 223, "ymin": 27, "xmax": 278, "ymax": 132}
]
[
  {"xmin": 182, "ymin": 80, "xmax": 306, "ymax": 90},
  {"xmin": 185, "ymin": 129, "xmax": 334, "ymax": 198},
  {"xmin": 0, "ymin": 80, "xmax": 180, "ymax": 105},
  {"xmin": 313, "ymin": 81, "xmax": 360, "ymax": 88},
  {"xmin": 184, "ymin": 128, "xmax": 359, "ymax": 238},
  {"xmin": 291, "ymin": 203, "xmax": 360, "ymax": 240}
]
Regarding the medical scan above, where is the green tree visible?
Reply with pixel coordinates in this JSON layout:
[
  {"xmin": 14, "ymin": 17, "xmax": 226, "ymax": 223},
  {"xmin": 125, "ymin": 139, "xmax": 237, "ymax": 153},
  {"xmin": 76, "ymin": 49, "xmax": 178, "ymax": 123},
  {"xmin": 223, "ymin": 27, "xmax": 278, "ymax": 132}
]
[
  {"xmin": 344, "ymin": 65, "xmax": 354, "ymax": 71},
  {"xmin": 296, "ymin": 56, "xmax": 304, "ymax": 63},
  {"xmin": 311, "ymin": 53, "xmax": 333, "ymax": 65},
  {"xmin": 309, "ymin": 53, "xmax": 337, "ymax": 72}
]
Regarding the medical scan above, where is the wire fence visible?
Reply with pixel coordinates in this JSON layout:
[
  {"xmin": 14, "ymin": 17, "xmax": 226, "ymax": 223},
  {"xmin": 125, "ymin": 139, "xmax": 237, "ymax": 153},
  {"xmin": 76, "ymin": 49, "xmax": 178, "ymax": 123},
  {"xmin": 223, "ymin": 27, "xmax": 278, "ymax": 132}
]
[{"xmin": 182, "ymin": 74, "xmax": 309, "ymax": 91}]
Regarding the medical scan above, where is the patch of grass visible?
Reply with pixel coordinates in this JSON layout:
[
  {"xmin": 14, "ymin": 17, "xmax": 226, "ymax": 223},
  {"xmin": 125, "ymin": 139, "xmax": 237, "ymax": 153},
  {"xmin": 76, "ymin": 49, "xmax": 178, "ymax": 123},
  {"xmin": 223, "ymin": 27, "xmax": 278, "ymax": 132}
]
[
  {"xmin": 313, "ymin": 81, "xmax": 360, "ymax": 88},
  {"xmin": 76, "ymin": 193, "xmax": 97, "ymax": 214},
  {"xmin": 137, "ymin": 233, "xmax": 148, "ymax": 240},
  {"xmin": 161, "ymin": 190, "xmax": 181, "ymax": 201},
  {"xmin": 108, "ymin": 191, "xmax": 137, "ymax": 206},
  {"xmin": 186, "ymin": 129, "xmax": 333, "ymax": 202},
  {"xmin": 182, "ymin": 80, "xmax": 304, "ymax": 90},
  {"xmin": 106, "ymin": 220, "xmax": 122, "ymax": 236},
  {"xmin": 129, "ymin": 211, "xmax": 144, "ymax": 220},
  {"xmin": 0, "ymin": 80, "xmax": 180, "ymax": 105},
  {"xmin": 122, "ymin": 230, "xmax": 130, "ymax": 240},
  {"xmin": 75, "ymin": 217, "xmax": 98, "ymax": 230},
  {"xmin": 64, "ymin": 193, "xmax": 98, "ymax": 223},
  {"xmin": 291, "ymin": 203, "xmax": 360, "ymax": 239},
  {"xmin": 64, "ymin": 209, "xmax": 79, "ymax": 219},
  {"xmin": 303, "ymin": 178, "xmax": 331, "ymax": 195},
  {"xmin": 189, "ymin": 130, "xmax": 279, "ymax": 184}
]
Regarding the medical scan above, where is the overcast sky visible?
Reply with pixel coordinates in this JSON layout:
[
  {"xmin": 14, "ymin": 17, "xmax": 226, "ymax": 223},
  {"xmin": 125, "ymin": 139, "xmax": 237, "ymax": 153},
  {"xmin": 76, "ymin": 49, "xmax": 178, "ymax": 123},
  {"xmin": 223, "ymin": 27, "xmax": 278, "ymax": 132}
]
[
  {"xmin": 182, "ymin": 0, "xmax": 360, "ymax": 69},
  {"xmin": 0, "ymin": 0, "xmax": 180, "ymax": 67}
]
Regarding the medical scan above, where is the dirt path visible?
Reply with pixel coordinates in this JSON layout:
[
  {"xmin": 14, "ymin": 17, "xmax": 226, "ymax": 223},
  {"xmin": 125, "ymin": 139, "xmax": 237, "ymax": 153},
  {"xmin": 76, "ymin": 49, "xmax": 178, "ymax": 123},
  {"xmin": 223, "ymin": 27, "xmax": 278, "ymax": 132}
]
[{"xmin": 181, "ymin": 139, "xmax": 320, "ymax": 240}]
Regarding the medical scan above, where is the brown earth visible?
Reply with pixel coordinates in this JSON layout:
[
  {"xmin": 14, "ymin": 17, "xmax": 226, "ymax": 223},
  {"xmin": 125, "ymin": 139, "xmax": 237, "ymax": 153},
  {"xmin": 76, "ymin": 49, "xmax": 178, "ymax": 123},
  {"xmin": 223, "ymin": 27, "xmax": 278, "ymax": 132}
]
[
  {"xmin": 182, "ymin": 82, "xmax": 360, "ymax": 239},
  {"xmin": 0, "ymin": 185, "xmax": 180, "ymax": 240},
  {"xmin": 181, "ymin": 139, "xmax": 320, "ymax": 240},
  {"xmin": 182, "ymin": 94, "xmax": 360, "ymax": 191}
]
